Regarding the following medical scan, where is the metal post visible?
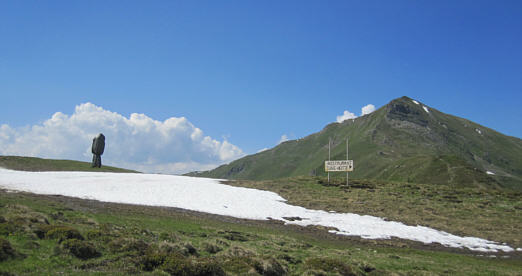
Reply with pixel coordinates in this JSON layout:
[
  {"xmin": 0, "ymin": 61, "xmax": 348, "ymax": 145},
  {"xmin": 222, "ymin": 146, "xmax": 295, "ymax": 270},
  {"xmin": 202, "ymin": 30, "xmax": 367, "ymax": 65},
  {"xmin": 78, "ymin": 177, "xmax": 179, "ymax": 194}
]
[
  {"xmin": 328, "ymin": 138, "xmax": 331, "ymax": 183},
  {"xmin": 346, "ymin": 138, "xmax": 349, "ymax": 186}
]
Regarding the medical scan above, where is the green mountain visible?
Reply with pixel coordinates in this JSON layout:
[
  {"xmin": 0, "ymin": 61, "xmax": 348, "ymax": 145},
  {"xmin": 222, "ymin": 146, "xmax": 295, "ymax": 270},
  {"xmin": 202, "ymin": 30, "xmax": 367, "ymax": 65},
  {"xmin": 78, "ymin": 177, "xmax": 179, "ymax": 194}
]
[{"xmin": 190, "ymin": 96, "xmax": 522, "ymax": 190}]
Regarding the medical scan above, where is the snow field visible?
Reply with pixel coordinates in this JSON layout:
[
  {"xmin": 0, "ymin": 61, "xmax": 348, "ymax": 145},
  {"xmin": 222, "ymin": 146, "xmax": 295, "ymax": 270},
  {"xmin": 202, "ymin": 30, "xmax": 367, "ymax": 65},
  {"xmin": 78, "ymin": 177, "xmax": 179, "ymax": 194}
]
[{"xmin": 0, "ymin": 169, "xmax": 514, "ymax": 253}]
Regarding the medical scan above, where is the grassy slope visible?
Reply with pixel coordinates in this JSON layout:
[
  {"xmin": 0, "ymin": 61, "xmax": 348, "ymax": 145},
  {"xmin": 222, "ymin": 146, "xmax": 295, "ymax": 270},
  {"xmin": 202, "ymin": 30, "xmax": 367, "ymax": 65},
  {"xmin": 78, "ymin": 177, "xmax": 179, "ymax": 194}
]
[
  {"xmin": 225, "ymin": 176, "xmax": 522, "ymax": 249},
  {"xmin": 1, "ymin": 189, "xmax": 521, "ymax": 275},
  {"xmin": 0, "ymin": 156, "xmax": 139, "ymax": 173},
  {"xmin": 192, "ymin": 97, "xmax": 522, "ymax": 190}
]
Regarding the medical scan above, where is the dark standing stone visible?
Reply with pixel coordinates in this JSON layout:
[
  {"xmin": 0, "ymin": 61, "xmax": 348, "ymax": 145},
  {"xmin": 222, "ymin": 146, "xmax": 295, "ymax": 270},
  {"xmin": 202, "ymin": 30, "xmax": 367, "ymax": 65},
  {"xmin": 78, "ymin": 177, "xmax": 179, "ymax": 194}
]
[{"xmin": 91, "ymin": 133, "xmax": 105, "ymax": 168}]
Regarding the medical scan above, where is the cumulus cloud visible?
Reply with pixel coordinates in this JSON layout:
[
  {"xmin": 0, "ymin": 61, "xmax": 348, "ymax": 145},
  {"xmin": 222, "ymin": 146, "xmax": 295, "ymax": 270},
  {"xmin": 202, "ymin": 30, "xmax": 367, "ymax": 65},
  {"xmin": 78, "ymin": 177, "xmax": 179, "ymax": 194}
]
[
  {"xmin": 278, "ymin": 134, "xmax": 289, "ymax": 144},
  {"xmin": 0, "ymin": 103, "xmax": 244, "ymax": 174},
  {"xmin": 336, "ymin": 104, "xmax": 376, "ymax": 123},
  {"xmin": 336, "ymin": 110, "xmax": 357, "ymax": 123},
  {"xmin": 361, "ymin": 104, "xmax": 376, "ymax": 116}
]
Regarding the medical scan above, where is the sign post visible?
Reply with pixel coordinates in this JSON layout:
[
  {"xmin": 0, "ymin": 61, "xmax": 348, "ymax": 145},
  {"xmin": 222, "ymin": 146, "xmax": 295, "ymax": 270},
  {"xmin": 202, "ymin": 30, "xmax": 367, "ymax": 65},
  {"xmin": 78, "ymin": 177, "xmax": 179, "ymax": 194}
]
[
  {"xmin": 328, "ymin": 138, "xmax": 331, "ymax": 183},
  {"xmin": 325, "ymin": 138, "xmax": 353, "ymax": 185},
  {"xmin": 325, "ymin": 160, "xmax": 354, "ymax": 172},
  {"xmin": 346, "ymin": 138, "xmax": 349, "ymax": 186}
]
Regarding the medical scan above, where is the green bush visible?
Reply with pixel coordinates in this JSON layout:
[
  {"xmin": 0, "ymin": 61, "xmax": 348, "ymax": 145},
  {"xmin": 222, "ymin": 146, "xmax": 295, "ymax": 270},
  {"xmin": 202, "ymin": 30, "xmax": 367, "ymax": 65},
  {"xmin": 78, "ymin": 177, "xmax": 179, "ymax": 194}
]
[
  {"xmin": 257, "ymin": 258, "xmax": 286, "ymax": 276},
  {"xmin": 222, "ymin": 256, "xmax": 260, "ymax": 275},
  {"xmin": 183, "ymin": 242, "xmax": 198, "ymax": 256},
  {"xmin": 160, "ymin": 255, "xmax": 225, "ymax": 276},
  {"xmin": 160, "ymin": 255, "xmax": 193, "ymax": 275},
  {"xmin": 192, "ymin": 258, "xmax": 226, "ymax": 276},
  {"xmin": 0, "ymin": 238, "xmax": 16, "ymax": 261},
  {"xmin": 139, "ymin": 251, "xmax": 171, "ymax": 271},
  {"xmin": 61, "ymin": 239, "xmax": 100, "ymax": 260},
  {"xmin": 34, "ymin": 225, "xmax": 83, "ymax": 242},
  {"xmin": 0, "ymin": 223, "xmax": 20, "ymax": 236},
  {"xmin": 304, "ymin": 258, "xmax": 355, "ymax": 276},
  {"xmin": 85, "ymin": 229, "xmax": 103, "ymax": 240},
  {"xmin": 108, "ymin": 238, "xmax": 149, "ymax": 253},
  {"xmin": 45, "ymin": 226, "xmax": 84, "ymax": 243},
  {"xmin": 34, "ymin": 225, "xmax": 55, "ymax": 239},
  {"xmin": 203, "ymin": 242, "xmax": 222, "ymax": 254},
  {"xmin": 302, "ymin": 270, "xmax": 327, "ymax": 276}
]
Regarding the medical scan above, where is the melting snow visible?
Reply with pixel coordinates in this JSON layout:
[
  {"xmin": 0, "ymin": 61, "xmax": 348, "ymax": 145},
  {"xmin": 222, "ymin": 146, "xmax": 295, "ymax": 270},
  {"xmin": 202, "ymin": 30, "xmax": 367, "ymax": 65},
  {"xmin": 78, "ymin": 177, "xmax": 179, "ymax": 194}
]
[
  {"xmin": 422, "ymin": 106, "xmax": 429, "ymax": 113},
  {"xmin": 486, "ymin": 171, "xmax": 495, "ymax": 175},
  {"xmin": 0, "ymin": 169, "xmax": 514, "ymax": 253},
  {"xmin": 475, "ymin": 129, "xmax": 482, "ymax": 135},
  {"xmin": 412, "ymin": 100, "xmax": 419, "ymax": 105}
]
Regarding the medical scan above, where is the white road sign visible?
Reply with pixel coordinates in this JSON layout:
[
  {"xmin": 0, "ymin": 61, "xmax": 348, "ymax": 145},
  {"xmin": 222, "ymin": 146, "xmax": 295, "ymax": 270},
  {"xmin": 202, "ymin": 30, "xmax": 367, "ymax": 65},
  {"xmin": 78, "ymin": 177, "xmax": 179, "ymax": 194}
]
[{"xmin": 325, "ymin": 160, "xmax": 353, "ymax": 172}]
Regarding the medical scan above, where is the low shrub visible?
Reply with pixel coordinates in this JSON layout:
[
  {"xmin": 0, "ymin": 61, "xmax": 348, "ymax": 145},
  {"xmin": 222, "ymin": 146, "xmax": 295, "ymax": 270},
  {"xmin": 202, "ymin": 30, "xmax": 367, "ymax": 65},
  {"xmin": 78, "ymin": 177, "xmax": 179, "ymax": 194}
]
[
  {"xmin": 0, "ymin": 238, "xmax": 16, "ymax": 261},
  {"xmin": 34, "ymin": 225, "xmax": 55, "ymax": 239},
  {"xmin": 85, "ymin": 229, "xmax": 103, "ymax": 240},
  {"xmin": 160, "ymin": 255, "xmax": 193, "ymax": 275},
  {"xmin": 203, "ymin": 242, "xmax": 222, "ymax": 254},
  {"xmin": 192, "ymin": 258, "xmax": 226, "ymax": 276},
  {"xmin": 183, "ymin": 242, "xmax": 198, "ymax": 256},
  {"xmin": 304, "ymin": 257, "xmax": 356, "ymax": 276},
  {"xmin": 34, "ymin": 225, "xmax": 83, "ymax": 243},
  {"xmin": 139, "ymin": 251, "xmax": 170, "ymax": 271},
  {"xmin": 45, "ymin": 226, "xmax": 84, "ymax": 243},
  {"xmin": 222, "ymin": 256, "xmax": 260, "ymax": 275},
  {"xmin": 225, "ymin": 246, "xmax": 255, "ymax": 258},
  {"xmin": 108, "ymin": 238, "xmax": 149, "ymax": 253},
  {"xmin": 0, "ymin": 223, "xmax": 20, "ymax": 236},
  {"xmin": 302, "ymin": 270, "xmax": 327, "ymax": 276},
  {"xmin": 221, "ymin": 230, "xmax": 249, "ymax": 242},
  {"xmin": 61, "ymin": 239, "xmax": 100, "ymax": 260},
  {"xmin": 257, "ymin": 258, "xmax": 286, "ymax": 276},
  {"xmin": 160, "ymin": 255, "xmax": 225, "ymax": 276}
]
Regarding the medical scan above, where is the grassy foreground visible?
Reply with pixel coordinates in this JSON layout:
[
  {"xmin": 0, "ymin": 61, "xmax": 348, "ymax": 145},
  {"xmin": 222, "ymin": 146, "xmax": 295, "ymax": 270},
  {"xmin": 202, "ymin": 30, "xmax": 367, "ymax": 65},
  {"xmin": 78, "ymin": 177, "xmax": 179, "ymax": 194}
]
[
  {"xmin": 0, "ymin": 188, "xmax": 521, "ymax": 275},
  {"xmin": 0, "ymin": 156, "xmax": 138, "ymax": 173}
]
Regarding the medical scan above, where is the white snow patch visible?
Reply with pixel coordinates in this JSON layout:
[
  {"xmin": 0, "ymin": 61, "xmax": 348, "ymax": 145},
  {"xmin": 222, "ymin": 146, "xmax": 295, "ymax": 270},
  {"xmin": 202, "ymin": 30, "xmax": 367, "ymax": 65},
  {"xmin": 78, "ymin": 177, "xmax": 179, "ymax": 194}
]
[
  {"xmin": 0, "ymin": 169, "xmax": 514, "ymax": 253},
  {"xmin": 517, "ymin": 248, "xmax": 522, "ymax": 252},
  {"xmin": 486, "ymin": 171, "xmax": 495, "ymax": 175},
  {"xmin": 475, "ymin": 128, "xmax": 482, "ymax": 135},
  {"xmin": 422, "ymin": 106, "xmax": 429, "ymax": 113},
  {"xmin": 412, "ymin": 100, "xmax": 419, "ymax": 105}
]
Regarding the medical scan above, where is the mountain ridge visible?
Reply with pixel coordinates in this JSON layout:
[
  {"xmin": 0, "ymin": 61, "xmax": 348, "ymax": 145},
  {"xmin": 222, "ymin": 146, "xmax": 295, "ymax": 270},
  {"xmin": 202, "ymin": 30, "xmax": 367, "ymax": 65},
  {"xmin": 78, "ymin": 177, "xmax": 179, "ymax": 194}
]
[{"xmin": 189, "ymin": 96, "xmax": 522, "ymax": 190}]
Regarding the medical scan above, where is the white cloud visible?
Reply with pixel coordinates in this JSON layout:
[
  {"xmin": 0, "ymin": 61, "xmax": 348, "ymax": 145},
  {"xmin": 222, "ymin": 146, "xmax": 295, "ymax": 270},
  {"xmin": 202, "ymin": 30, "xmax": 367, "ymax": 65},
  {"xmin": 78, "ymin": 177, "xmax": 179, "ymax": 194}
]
[
  {"xmin": 361, "ymin": 104, "xmax": 376, "ymax": 116},
  {"xmin": 336, "ymin": 104, "xmax": 376, "ymax": 123},
  {"xmin": 278, "ymin": 134, "xmax": 289, "ymax": 144},
  {"xmin": 0, "ymin": 103, "xmax": 244, "ymax": 174},
  {"xmin": 336, "ymin": 110, "xmax": 357, "ymax": 123}
]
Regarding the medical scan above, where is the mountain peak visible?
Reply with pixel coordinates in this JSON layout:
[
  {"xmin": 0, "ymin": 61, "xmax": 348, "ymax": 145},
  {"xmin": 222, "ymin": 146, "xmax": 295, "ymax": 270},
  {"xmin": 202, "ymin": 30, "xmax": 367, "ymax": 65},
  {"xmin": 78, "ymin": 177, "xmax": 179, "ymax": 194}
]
[{"xmin": 385, "ymin": 96, "xmax": 430, "ymax": 127}]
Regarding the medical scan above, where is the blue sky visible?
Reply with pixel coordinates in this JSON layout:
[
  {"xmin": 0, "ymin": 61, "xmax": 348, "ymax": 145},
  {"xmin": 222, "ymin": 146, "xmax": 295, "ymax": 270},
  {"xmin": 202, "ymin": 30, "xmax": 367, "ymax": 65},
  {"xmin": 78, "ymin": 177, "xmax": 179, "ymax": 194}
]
[{"xmin": 1, "ymin": 1, "xmax": 521, "ymax": 172}]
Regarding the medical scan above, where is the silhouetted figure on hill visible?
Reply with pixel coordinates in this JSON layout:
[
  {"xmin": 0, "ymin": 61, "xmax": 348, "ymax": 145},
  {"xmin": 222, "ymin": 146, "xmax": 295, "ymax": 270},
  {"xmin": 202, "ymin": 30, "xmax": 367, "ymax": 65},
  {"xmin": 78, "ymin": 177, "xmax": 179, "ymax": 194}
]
[{"xmin": 91, "ymin": 133, "xmax": 105, "ymax": 168}]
